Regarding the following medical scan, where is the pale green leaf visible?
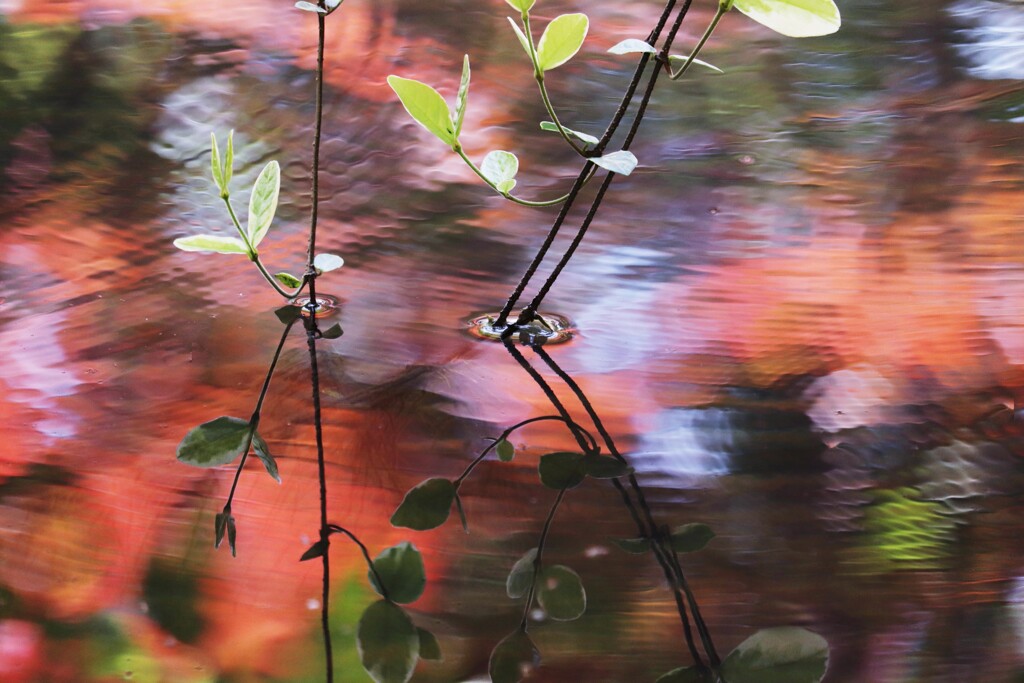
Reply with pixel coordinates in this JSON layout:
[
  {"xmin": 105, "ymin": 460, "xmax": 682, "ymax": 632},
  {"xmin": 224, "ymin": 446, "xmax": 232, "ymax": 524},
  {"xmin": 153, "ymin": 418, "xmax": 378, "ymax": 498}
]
[
  {"xmin": 210, "ymin": 132, "xmax": 224, "ymax": 194},
  {"xmin": 247, "ymin": 160, "xmax": 280, "ymax": 248},
  {"xmin": 174, "ymin": 234, "xmax": 249, "ymax": 255},
  {"xmin": 357, "ymin": 600, "xmax": 419, "ymax": 683},
  {"xmin": 607, "ymin": 38, "xmax": 657, "ymax": 55},
  {"xmin": 386, "ymin": 75, "xmax": 456, "ymax": 147},
  {"xmin": 721, "ymin": 627, "xmax": 830, "ymax": 683},
  {"xmin": 506, "ymin": 547, "xmax": 537, "ymax": 599},
  {"xmin": 251, "ymin": 431, "xmax": 281, "ymax": 484},
  {"xmin": 590, "ymin": 150, "xmax": 638, "ymax": 176},
  {"xmin": 313, "ymin": 252, "xmax": 344, "ymax": 273},
  {"xmin": 177, "ymin": 416, "xmax": 251, "ymax": 467},
  {"xmin": 536, "ymin": 13, "xmax": 589, "ymax": 71},
  {"xmin": 295, "ymin": 0, "xmax": 327, "ymax": 12},
  {"xmin": 668, "ymin": 54, "xmax": 724, "ymax": 74},
  {"xmin": 224, "ymin": 130, "xmax": 234, "ymax": 189},
  {"xmin": 489, "ymin": 630, "xmax": 540, "ymax": 683},
  {"xmin": 507, "ymin": 17, "xmax": 533, "ymax": 60},
  {"xmin": 274, "ymin": 272, "xmax": 302, "ymax": 288},
  {"xmin": 731, "ymin": 0, "xmax": 841, "ymax": 38},
  {"xmin": 454, "ymin": 54, "xmax": 470, "ymax": 139},
  {"xmin": 504, "ymin": 0, "xmax": 535, "ymax": 12},
  {"xmin": 539, "ymin": 121, "xmax": 599, "ymax": 145},
  {"xmin": 496, "ymin": 179, "xmax": 517, "ymax": 194},
  {"xmin": 537, "ymin": 564, "xmax": 586, "ymax": 621}
]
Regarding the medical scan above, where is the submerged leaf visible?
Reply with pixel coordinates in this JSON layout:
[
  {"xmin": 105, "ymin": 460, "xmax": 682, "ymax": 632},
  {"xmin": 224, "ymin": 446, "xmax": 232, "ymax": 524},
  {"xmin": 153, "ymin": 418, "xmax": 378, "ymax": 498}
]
[
  {"xmin": 582, "ymin": 453, "xmax": 633, "ymax": 479},
  {"xmin": 612, "ymin": 537, "xmax": 651, "ymax": 554},
  {"xmin": 357, "ymin": 600, "xmax": 419, "ymax": 683},
  {"xmin": 391, "ymin": 478, "xmax": 456, "ymax": 531},
  {"xmin": 299, "ymin": 540, "xmax": 327, "ymax": 561},
  {"xmin": 506, "ymin": 547, "xmax": 538, "ymax": 599},
  {"xmin": 417, "ymin": 627, "xmax": 443, "ymax": 661},
  {"xmin": 247, "ymin": 160, "xmax": 281, "ymax": 248},
  {"xmin": 173, "ymin": 235, "xmax": 249, "ymax": 255},
  {"xmin": 321, "ymin": 323, "xmax": 343, "ymax": 339},
  {"xmin": 496, "ymin": 439, "xmax": 515, "ymax": 462},
  {"xmin": 275, "ymin": 304, "xmax": 303, "ymax": 325},
  {"xmin": 387, "ymin": 75, "xmax": 456, "ymax": 147},
  {"xmin": 251, "ymin": 431, "xmax": 281, "ymax": 484},
  {"xmin": 535, "ymin": 13, "xmax": 589, "ymax": 71},
  {"xmin": 537, "ymin": 564, "xmax": 586, "ymax": 621},
  {"xmin": 655, "ymin": 667, "xmax": 707, "ymax": 683},
  {"xmin": 670, "ymin": 523, "xmax": 715, "ymax": 553},
  {"xmin": 176, "ymin": 416, "xmax": 251, "ymax": 467},
  {"xmin": 369, "ymin": 541, "xmax": 426, "ymax": 604},
  {"xmin": 721, "ymin": 627, "xmax": 829, "ymax": 683},
  {"xmin": 590, "ymin": 150, "xmax": 638, "ymax": 176},
  {"xmin": 539, "ymin": 121, "xmax": 599, "ymax": 145},
  {"xmin": 731, "ymin": 0, "xmax": 840, "ymax": 38},
  {"xmin": 489, "ymin": 630, "xmax": 540, "ymax": 683},
  {"xmin": 538, "ymin": 451, "xmax": 586, "ymax": 490}
]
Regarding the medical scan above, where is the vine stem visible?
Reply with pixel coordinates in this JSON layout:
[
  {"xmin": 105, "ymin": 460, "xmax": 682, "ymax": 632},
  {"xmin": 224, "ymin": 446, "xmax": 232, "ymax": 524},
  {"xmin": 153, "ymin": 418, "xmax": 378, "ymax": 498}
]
[
  {"xmin": 668, "ymin": 6, "xmax": 727, "ymax": 80},
  {"xmin": 222, "ymin": 197, "xmax": 303, "ymax": 298},
  {"xmin": 327, "ymin": 525, "xmax": 390, "ymax": 602},
  {"xmin": 455, "ymin": 147, "xmax": 572, "ymax": 207},
  {"xmin": 520, "ymin": 488, "xmax": 567, "ymax": 632},
  {"xmin": 521, "ymin": 11, "xmax": 585, "ymax": 155}
]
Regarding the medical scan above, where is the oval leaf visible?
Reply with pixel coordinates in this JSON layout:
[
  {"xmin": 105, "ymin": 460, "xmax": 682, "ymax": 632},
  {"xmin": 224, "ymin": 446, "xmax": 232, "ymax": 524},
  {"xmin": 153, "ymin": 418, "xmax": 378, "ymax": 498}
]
[
  {"xmin": 496, "ymin": 439, "xmax": 515, "ymax": 462},
  {"xmin": 582, "ymin": 454, "xmax": 633, "ymax": 479},
  {"xmin": 251, "ymin": 431, "xmax": 281, "ymax": 484},
  {"xmin": 295, "ymin": 0, "xmax": 327, "ymax": 12},
  {"xmin": 536, "ymin": 13, "xmax": 589, "ymax": 71},
  {"xmin": 177, "ymin": 416, "xmax": 251, "ymax": 467},
  {"xmin": 537, "ymin": 564, "xmax": 586, "ymax": 621},
  {"xmin": 655, "ymin": 667, "xmax": 707, "ymax": 683},
  {"xmin": 274, "ymin": 272, "xmax": 303, "ymax": 288},
  {"xmin": 670, "ymin": 523, "xmax": 715, "ymax": 553},
  {"xmin": 481, "ymin": 150, "xmax": 519, "ymax": 188},
  {"xmin": 731, "ymin": 0, "xmax": 840, "ymax": 38},
  {"xmin": 369, "ymin": 541, "xmax": 426, "ymax": 604},
  {"xmin": 608, "ymin": 38, "xmax": 657, "ymax": 55},
  {"xmin": 489, "ymin": 630, "xmax": 540, "ymax": 683},
  {"xmin": 504, "ymin": 0, "xmax": 535, "ymax": 11},
  {"xmin": 210, "ymin": 132, "xmax": 224, "ymax": 195},
  {"xmin": 590, "ymin": 150, "xmax": 638, "ymax": 176},
  {"xmin": 173, "ymin": 235, "xmax": 249, "ymax": 255},
  {"xmin": 538, "ymin": 452, "xmax": 586, "ymax": 490},
  {"xmin": 391, "ymin": 478, "xmax": 456, "ymax": 531},
  {"xmin": 539, "ymin": 121, "xmax": 599, "ymax": 145},
  {"xmin": 612, "ymin": 537, "xmax": 651, "ymax": 554},
  {"xmin": 417, "ymin": 627, "xmax": 442, "ymax": 661},
  {"xmin": 313, "ymin": 252, "xmax": 344, "ymax": 274},
  {"xmin": 453, "ymin": 54, "xmax": 470, "ymax": 139},
  {"xmin": 357, "ymin": 600, "xmax": 419, "ymax": 683},
  {"xmin": 507, "ymin": 17, "xmax": 533, "ymax": 59},
  {"xmin": 247, "ymin": 160, "xmax": 280, "ymax": 248},
  {"xmin": 668, "ymin": 54, "xmax": 724, "ymax": 74},
  {"xmin": 387, "ymin": 75, "xmax": 456, "ymax": 147},
  {"xmin": 506, "ymin": 547, "xmax": 538, "ymax": 599},
  {"xmin": 223, "ymin": 130, "xmax": 234, "ymax": 190},
  {"xmin": 721, "ymin": 627, "xmax": 830, "ymax": 683}
]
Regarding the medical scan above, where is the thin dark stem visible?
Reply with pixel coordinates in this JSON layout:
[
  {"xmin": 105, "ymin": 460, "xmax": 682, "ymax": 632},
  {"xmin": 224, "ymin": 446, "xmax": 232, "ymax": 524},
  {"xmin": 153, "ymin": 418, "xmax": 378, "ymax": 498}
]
[
  {"xmin": 307, "ymin": 11, "xmax": 326, "ymax": 269},
  {"xmin": 327, "ymin": 524, "xmax": 390, "ymax": 602},
  {"xmin": 520, "ymin": 488, "xmax": 567, "ymax": 632}
]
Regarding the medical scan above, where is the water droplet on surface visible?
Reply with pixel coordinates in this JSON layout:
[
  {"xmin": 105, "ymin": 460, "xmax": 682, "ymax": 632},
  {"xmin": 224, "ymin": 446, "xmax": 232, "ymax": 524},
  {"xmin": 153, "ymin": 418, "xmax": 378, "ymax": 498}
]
[{"xmin": 466, "ymin": 311, "xmax": 574, "ymax": 345}]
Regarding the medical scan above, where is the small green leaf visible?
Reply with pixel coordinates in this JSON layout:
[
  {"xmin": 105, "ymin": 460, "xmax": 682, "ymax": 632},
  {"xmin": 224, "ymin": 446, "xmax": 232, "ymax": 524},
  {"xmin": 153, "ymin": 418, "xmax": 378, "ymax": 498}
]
[
  {"xmin": 721, "ymin": 627, "xmax": 829, "ymax": 683},
  {"xmin": 612, "ymin": 537, "xmax": 651, "ymax": 554},
  {"xmin": 538, "ymin": 451, "xmax": 586, "ymax": 490},
  {"xmin": 539, "ymin": 121, "xmax": 599, "ymax": 145},
  {"xmin": 390, "ymin": 478, "xmax": 456, "ymax": 531},
  {"xmin": 251, "ymin": 431, "xmax": 281, "ymax": 484},
  {"xmin": 590, "ymin": 150, "xmax": 638, "ymax": 176},
  {"xmin": 387, "ymin": 75, "xmax": 456, "ymax": 147},
  {"xmin": 535, "ymin": 13, "xmax": 589, "ymax": 71},
  {"xmin": 489, "ymin": 630, "xmax": 540, "ymax": 683},
  {"xmin": 299, "ymin": 540, "xmax": 326, "ymax": 561},
  {"xmin": 223, "ymin": 130, "xmax": 234, "ymax": 189},
  {"xmin": 210, "ymin": 132, "xmax": 224, "ymax": 194},
  {"xmin": 496, "ymin": 179, "xmax": 517, "ymax": 194},
  {"xmin": 481, "ymin": 150, "xmax": 519, "ymax": 194},
  {"xmin": 214, "ymin": 508, "xmax": 230, "ymax": 549},
  {"xmin": 321, "ymin": 323, "xmax": 343, "ymax": 339},
  {"xmin": 357, "ymin": 600, "xmax": 419, "ymax": 683},
  {"xmin": 504, "ymin": 0, "xmax": 535, "ymax": 12},
  {"xmin": 275, "ymin": 304, "xmax": 303, "ymax": 325},
  {"xmin": 668, "ymin": 54, "xmax": 724, "ymax": 74},
  {"xmin": 453, "ymin": 54, "xmax": 470, "ymax": 139},
  {"xmin": 506, "ymin": 547, "xmax": 538, "ymax": 599},
  {"xmin": 417, "ymin": 627, "xmax": 443, "ymax": 661},
  {"xmin": 507, "ymin": 17, "xmax": 533, "ymax": 60},
  {"xmin": 731, "ymin": 0, "xmax": 841, "ymax": 38},
  {"xmin": 295, "ymin": 0, "xmax": 327, "ymax": 11},
  {"xmin": 247, "ymin": 160, "xmax": 281, "ymax": 248},
  {"xmin": 655, "ymin": 666, "xmax": 707, "ymax": 683},
  {"xmin": 226, "ymin": 515, "xmax": 237, "ymax": 557},
  {"xmin": 670, "ymin": 523, "xmax": 715, "ymax": 553},
  {"xmin": 496, "ymin": 439, "xmax": 515, "ymax": 462},
  {"xmin": 369, "ymin": 541, "xmax": 426, "ymax": 604},
  {"xmin": 173, "ymin": 235, "xmax": 249, "ymax": 255},
  {"xmin": 176, "ymin": 416, "xmax": 251, "ymax": 467},
  {"xmin": 537, "ymin": 564, "xmax": 586, "ymax": 621},
  {"xmin": 608, "ymin": 38, "xmax": 657, "ymax": 55},
  {"xmin": 274, "ymin": 272, "xmax": 303, "ymax": 288},
  {"xmin": 582, "ymin": 454, "xmax": 633, "ymax": 479},
  {"xmin": 313, "ymin": 252, "xmax": 344, "ymax": 274}
]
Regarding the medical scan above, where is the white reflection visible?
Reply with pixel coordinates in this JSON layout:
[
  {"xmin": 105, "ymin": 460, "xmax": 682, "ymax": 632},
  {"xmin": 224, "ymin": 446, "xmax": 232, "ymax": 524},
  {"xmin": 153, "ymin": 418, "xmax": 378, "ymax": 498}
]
[{"xmin": 949, "ymin": 0, "xmax": 1024, "ymax": 81}]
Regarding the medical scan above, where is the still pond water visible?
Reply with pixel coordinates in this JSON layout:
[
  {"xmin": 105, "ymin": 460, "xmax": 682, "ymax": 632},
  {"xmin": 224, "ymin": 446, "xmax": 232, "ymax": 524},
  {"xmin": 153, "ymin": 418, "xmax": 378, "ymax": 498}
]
[{"xmin": 1, "ymin": 0, "xmax": 1024, "ymax": 681}]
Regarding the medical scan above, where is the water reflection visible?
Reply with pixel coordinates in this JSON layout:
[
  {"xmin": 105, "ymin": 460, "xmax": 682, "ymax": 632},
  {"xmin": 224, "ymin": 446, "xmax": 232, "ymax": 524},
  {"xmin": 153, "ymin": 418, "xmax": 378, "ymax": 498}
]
[{"xmin": 1, "ymin": 0, "xmax": 1023, "ymax": 681}]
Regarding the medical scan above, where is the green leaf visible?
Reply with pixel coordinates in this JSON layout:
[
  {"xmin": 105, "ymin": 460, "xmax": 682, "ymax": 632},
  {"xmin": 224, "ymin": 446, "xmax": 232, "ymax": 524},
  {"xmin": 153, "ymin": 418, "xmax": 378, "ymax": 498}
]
[
  {"xmin": 417, "ymin": 627, "xmax": 442, "ymax": 661},
  {"xmin": 721, "ymin": 627, "xmax": 830, "ymax": 683},
  {"xmin": 590, "ymin": 150, "xmax": 638, "ymax": 176},
  {"xmin": 299, "ymin": 540, "xmax": 326, "ymax": 561},
  {"xmin": 214, "ymin": 508, "xmax": 231, "ymax": 550},
  {"xmin": 655, "ymin": 666, "xmax": 707, "ymax": 683},
  {"xmin": 453, "ymin": 54, "xmax": 470, "ymax": 140},
  {"xmin": 226, "ymin": 514, "xmax": 237, "ymax": 557},
  {"xmin": 390, "ymin": 478, "xmax": 456, "ymax": 531},
  {"xmin": 210, "ymin": 132, "xmax": 224, "ymax": 195},
  {"xmin": 538, "ymin": 451, "xmax": 586, "ymax": 490},
  {"xmin": 668, "ymin": 54, "xmax": 724, "ymax": 74},
  {"xmin": 386, "ymin": 75, "xmax": 456, "ymax": 147},
  {"xmin": 176, "ymin": 416, "xmax": 251, "ymax": 467},
  {"xmin": 489, "ymin": 630, "xmax": 540, "ymax": 683},
  {"xmin": 321, "ymin": 323, "xmax": 343, "ymax": 339},
  {"xmin": 731, "ymin": 0, "xmax": 841, "ymax": 38},
  {"xmin": 173, "ymin": 235, "xmax": 249, "ymax": 255},
  {"xmin": 507, "ymin": 17, "xmax": 533, "ymax": 60},
  {"xmin": 535, "ymin": 13, "xmax": 589, "ymax": 71},
  {"xmin": 357, "ymin": 600, "xmax": 419, "ymax": 683},
  {"xmin": 251, "ymin": 431, "xmax": 281, "ymax": 484},
  {"xmin": 539, "ymin": 121, "xmax": 599, "ymax": 145},
  {"xmin": 247, "ymin": 160, "xmax": 281, "ymax": 248},
  {"xmin": 506, "ymin": 547, "xmax": 538, "ymax": 599},
  {"xmin": 504, "ymin": 0, "xmax": 535, "ymax": 12},
  {"xmin": 295, "ymin": 0, "xmax": 327, "ymax": 12},
  {"xmin": 369, "ymin": 542, "xmax": 426, "ymax": 604},
  {"xmin": 275, "ymin": 304, "xmax": 303, "ymax": 325},
  {"xmin": 608, "ymin": 38, "xmax": 657, "ymax": 55},
  {"xmin": 612, "ymin": 537, "xmax": 651, "ymax": 554},
  {"xmin": 223, "ymin": 129, "xmax": 234, "ymax": 189},
  {"xmin": 496, "ymin": 439, "xmax": 515, "ymax": 462},
  {"xmin": 537, "ymin": 564, "xmax": 586, "ymax": 621},
  {"xmin": 582, "ymin": 454, "xmax": 633, "ymax": 479},
  {"xmin": 670, "ymin": 523, "xmax": 715, "ymax": 553},
  {"xmin": 481, "ymin": 150, "xmax": 519, "ymax": 195},
  {"xmin": 274, "ymin": 272, "xmax": 303, "ymax": 288},
  {"xmin": 313, "ymin": 252, "xmax": 344, "ymax": 274}
]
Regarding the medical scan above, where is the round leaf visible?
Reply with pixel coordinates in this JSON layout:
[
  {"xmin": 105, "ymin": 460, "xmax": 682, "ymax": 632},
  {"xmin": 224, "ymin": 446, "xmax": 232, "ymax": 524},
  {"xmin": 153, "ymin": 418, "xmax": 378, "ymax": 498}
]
[
  {"xmin": 537, "ymin": 564, "xmax": 586, "ymax": 621},
  {"xmin": 506, "ymin": 547, "xmax": 538, "ymax": 599},
  {"xmin": 489, "ymin": 630, "xmax": 540, "ymax": 683},
  {"xmin": 496, "ymin": 439, "xmax": 515, "ymax": 462},
  {"xmin": 313, "ymin": 252, "xmax": 344, "ymax": 274},
  {"xmin": 247, "ymin": 160, "xmax": 281, "ymax": 248},
  {"xmin": 582, "ymin": 454, "xmax": 633, "ymax": 479},
  {"xmin": 670, "ymin": 523, "xmax": 715, "ymax": 553},
  {"xmin": 538, "ymin": 452, "xmax": 586, "ymax": 490},
  {"xmin": 357, "ymin": 600, "xmax": 419, "ymax": 683},
  {"xmin": 721, "ymin": 627, "xmax": 830, "ymax": 683},
  {"xmin": 590, "ymin": 150, "xmax": 638, "ymax": 176},
  {"xmin": 390, "ymin": 478, "xmax": 456, "ymax": 531},
  {"xmin": 369, "ymin": 541, "xmax": 426, "ymax": 604},
  {"xmin": 536, "ymin": 13, "xmax": 589, "ymax": 71},
  {"xmin": 731, "ymin": 0, "xmax": 841, "ymax": 38},
  {"xmin": 481, "ymin": 150, "xmax": 519, "ymax": 188},
  {"xmin": 173, "ymin": 235, "xmax": 249, "ymax": 255},
  {"xmin": 387, "ymin": 75, "xmax": 456, "ymax": 146},
  {"xmin": 176, "ymin": 416, "xmax": 251, "ymax": 467}
]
